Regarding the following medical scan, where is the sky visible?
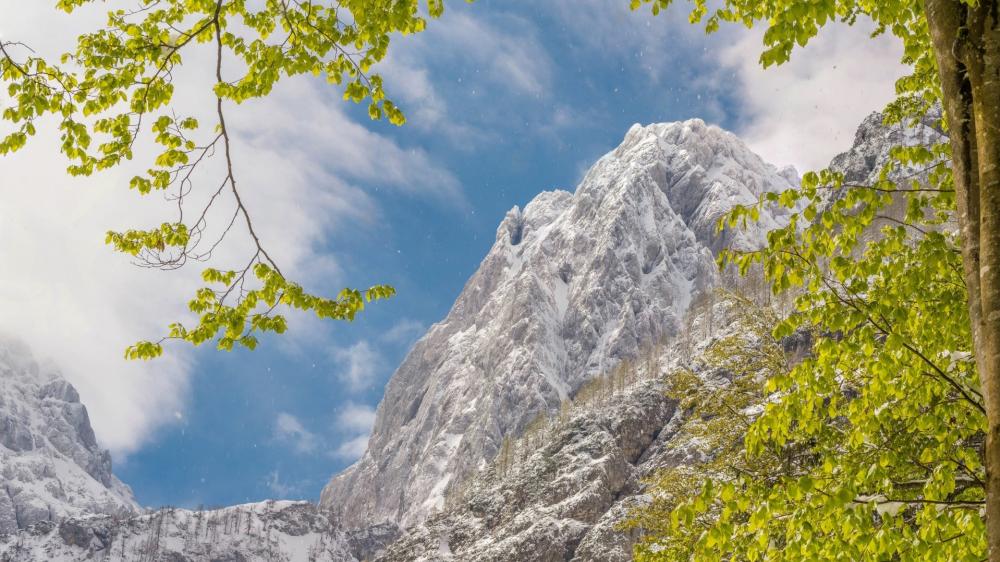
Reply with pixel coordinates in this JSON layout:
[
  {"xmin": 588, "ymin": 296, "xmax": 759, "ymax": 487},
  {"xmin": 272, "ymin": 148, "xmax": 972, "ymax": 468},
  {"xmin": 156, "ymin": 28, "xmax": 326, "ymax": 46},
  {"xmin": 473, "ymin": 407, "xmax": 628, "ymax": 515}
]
[{"xmin": 0, "ymin": 0, "xmax": 905, "ymax": 508}]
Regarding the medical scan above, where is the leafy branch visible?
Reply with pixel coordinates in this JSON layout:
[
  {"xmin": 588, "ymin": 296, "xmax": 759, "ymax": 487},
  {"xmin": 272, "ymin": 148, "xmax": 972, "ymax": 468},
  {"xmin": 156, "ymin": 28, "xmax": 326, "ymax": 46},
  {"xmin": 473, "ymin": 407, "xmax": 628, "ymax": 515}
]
[{"xmin": 2, "ymin": 0, "xmax": 444, "ymax": 359}]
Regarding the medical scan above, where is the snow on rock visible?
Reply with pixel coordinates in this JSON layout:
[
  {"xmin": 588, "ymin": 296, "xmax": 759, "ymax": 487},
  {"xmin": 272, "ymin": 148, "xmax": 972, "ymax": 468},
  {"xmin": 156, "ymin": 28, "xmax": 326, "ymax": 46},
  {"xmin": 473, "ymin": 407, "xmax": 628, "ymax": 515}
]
[
  {"xmin": 319, "ymin": 118, "xmax": 798, "ymax": 530},
  {"xmin": 0, "ymin": 337, "xmax": 138, "ymax": 536},
  {"xmin": 828, "ymin": 108, "xmax": 943, "ymax": 186},
  {"xmin": 367, "ymin": 111, "xmax": 932, "ymax": 562},
  {"xmin": 371, "ymin": 290, "xmax": 759, "ymax": 562},
  {"xmin": 0, "ymin": 500, "xmax": 391, "ymax": 562},
  {"xmin": 376, "ymin": 379, "xmax": 677, "ymax": 562}
]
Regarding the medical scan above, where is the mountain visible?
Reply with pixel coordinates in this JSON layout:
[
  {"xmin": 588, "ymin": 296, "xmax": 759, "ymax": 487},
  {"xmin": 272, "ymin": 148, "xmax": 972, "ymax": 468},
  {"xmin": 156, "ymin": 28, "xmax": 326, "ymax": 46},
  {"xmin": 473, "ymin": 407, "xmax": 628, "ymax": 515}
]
[
  {"xmin": 0, "ymin": 337, "xmax": 137, "ymax": 535},
  {"xmin": 360, "ymin": 111, "xmax": 936, "ymax": 562},
  {"xmin": 0, "ymin": 338, "xmax": 392, "ymax": 561},
  {"xmin": 377, "ymin": 379, "xmax": 677, "ymax": 562},
  {"xmin": 319, "ymin": 118, "xmax": 799, "ymax": 530},
  {"xmin": 0, "ymin": 111, "xmax": 923, "ymax": 561}
]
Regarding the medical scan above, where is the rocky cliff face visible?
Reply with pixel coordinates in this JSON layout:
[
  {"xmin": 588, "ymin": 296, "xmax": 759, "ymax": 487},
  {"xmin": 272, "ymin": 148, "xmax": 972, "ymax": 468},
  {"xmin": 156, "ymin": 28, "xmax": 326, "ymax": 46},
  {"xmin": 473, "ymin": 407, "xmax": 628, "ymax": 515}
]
[
  {"xmin": 0, "ymin": 337, "xmax": 137, "ymax": 536},
  {"xmin": 319, "ymin": 119, "xmax": 799, "ymax": 530},
  {"xmin": 829, "ymin": 108, "xmax": 942, "ymax": 186},
  {"xmin": 374, "ymin": 379, "xmax": 678, "ymax": 562},
  {"xmin": 373, "ymin": 298, "xmax": 732, "ymax": 562}
]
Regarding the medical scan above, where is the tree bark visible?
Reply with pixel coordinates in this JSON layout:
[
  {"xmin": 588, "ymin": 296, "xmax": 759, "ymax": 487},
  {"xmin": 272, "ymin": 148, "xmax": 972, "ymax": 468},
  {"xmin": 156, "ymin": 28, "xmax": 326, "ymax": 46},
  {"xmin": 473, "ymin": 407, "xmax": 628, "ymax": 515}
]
[{"xmin": 925, "ymin": 0, "xmax": 1000, "ymax": 558}]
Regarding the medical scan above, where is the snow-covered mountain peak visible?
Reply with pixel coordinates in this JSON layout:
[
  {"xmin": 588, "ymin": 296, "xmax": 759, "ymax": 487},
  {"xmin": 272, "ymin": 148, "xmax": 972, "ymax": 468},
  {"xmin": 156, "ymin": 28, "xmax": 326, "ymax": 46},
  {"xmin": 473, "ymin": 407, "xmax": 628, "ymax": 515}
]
[
  {"xmin": 495, "ymin": 189, "xmax": 573, "ymax": 247},
  {"xmin": 320, "ymin": 119, "xmax": 797, "ymax": 530},
  {"xmin": 588, "ymin": 118, "xmax": 800, "ymax": 251},
  {"xmin": 0, "ymin": 338, "xmax": 137, "ymax": 535}
]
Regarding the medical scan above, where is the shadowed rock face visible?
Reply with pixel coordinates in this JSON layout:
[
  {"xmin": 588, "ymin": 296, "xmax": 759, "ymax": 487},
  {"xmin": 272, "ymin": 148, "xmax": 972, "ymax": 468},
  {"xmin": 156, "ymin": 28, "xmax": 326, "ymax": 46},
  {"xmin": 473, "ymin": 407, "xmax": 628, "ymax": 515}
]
[
  {"xmin": 320, "ymin": 119, "xmax": 799, "ymax": 530},
  {"xmin": 0, "ymin": 338, "xmax": 137, "ymax": 535}
]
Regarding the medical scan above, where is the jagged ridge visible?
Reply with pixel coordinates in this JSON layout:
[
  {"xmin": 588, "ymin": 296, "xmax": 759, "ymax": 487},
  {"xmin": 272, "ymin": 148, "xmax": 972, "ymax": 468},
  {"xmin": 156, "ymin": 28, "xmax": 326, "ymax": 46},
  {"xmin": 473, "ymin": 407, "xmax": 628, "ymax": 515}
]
[
  {"xmin": 320, "ymin": 118, "xmax": 799, "ymax": 530},
  {"xmin": 0, "ymin": 338, "xmax": 137, "ymax": 536}
]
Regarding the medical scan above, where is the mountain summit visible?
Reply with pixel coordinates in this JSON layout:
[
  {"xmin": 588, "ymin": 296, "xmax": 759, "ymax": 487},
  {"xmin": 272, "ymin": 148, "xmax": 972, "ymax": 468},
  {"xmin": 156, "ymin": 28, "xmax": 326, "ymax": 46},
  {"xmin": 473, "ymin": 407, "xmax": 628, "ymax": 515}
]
[{"xmin": 319, "ymin": 118, "xmax": 798, "ymax": 529}]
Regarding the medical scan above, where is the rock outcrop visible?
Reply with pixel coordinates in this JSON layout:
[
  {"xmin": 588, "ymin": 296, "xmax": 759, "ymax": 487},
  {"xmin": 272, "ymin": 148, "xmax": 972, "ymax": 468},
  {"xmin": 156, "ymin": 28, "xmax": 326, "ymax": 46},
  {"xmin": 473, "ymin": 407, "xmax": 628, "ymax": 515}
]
[
  {"xmin": 0, "ymin": 338, "xmax": 138, "ymax": 536},
  {"xmin": 375, "ymin": 379, "xmax": 678, "ymax": 562}
]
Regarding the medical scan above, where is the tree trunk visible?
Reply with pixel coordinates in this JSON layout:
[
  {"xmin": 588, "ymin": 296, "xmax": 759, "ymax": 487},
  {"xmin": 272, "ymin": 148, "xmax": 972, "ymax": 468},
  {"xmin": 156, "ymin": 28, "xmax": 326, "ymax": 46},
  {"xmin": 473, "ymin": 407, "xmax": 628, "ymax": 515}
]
[{"xmin": 925, "ymin": 0, "xmax": 1000, "ymax": 558}]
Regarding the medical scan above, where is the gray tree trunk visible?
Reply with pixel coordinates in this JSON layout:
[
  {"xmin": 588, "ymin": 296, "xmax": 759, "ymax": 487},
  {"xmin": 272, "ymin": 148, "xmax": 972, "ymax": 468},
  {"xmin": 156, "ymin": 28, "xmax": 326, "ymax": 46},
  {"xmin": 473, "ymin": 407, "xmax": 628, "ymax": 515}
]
[{"xmin": 925, "ymin": 0, "xmax": 1000, "ymax": 558}]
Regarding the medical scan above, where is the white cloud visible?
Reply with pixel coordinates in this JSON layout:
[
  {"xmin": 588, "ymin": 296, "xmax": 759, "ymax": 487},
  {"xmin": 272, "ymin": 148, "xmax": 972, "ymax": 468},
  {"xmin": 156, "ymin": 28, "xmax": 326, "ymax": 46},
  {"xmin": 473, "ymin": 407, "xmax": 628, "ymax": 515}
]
[
  {"xmin": 335, "ymin": 402, "xmax": 378, "ymax": 434},
  {"xmin": 331, "ymin": 401, "xmax": 377, "ymax": 461},
  {"xmin": 231, "ymin": 81, "xmax": 465, "ymax": 209},
  {"xmin": 273, "ymin": 404, "xmax": 376, "ymax": 461},
  {"xmin": 382, "ymin": 318, "xmax": 426, "ymax": 347},
  {"xmin": 334, "ymin": 435, "xmax": 371, "ymax": 461},
  {"xmin": 274, "ymin": 413, "xmax": 319, "ymax": 454},
  {"xmin": 0, "ymin": 134, "xmax": 197, "ymax": 457},
  {"xmin": 717, "ymin": 23, "xmax": 906, "ymax": 171},
  {"xmin": 0, "ymin": 2, "xmax": 458, "ymax": 457},
  {"xmin": 330, "ymin": 341, "xmax": 382, "ymax": 393},
  {"xmin": 428, "ymin": 11, "xmax": 553, "ymax": 97},
  {"xmin": 264, "ymin": 470, "xmax": 300, "ymax": 498}
]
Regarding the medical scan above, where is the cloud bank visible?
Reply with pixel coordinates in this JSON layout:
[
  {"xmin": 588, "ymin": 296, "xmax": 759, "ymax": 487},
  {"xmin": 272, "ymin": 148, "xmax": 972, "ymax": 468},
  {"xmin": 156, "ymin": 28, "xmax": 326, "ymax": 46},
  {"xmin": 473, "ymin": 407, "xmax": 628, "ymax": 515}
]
[
  {"xmin": 716, "ymin": 23, "xmax": 906, "ymax": 171},
  {"xmin": 0, "ymin": 2, "xmax": 459, "ymax": 457}
]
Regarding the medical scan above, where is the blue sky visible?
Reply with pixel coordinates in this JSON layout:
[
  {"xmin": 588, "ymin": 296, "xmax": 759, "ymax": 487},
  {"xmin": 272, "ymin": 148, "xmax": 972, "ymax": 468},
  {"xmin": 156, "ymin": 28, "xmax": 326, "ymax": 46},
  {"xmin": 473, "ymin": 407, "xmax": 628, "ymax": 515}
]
[{"xmin": 0, "ymin": 0, "xmax": 904, "ymax": 509}]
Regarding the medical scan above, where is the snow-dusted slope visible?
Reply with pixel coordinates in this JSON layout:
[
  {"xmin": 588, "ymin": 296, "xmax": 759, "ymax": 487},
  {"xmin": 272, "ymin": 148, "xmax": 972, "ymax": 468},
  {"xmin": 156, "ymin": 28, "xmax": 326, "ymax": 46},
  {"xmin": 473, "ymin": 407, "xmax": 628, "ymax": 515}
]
[
  {"xmin": 377, "ymin": 378, "xmax": 678, "ymax": 562},
  {"xmin": 320, "ymin": 119, "xmax": 799, "ymax": 529},
  {"xmin": 0, "ymin": 337, "xmax": 137, "ymax": 535},
  {"xmin": 0, "ymin": 500, "xmax": 396, "ymax": 562},
  {"xmin": 374, "ymin": 294, "xmax": 816, "ymax": 562}
]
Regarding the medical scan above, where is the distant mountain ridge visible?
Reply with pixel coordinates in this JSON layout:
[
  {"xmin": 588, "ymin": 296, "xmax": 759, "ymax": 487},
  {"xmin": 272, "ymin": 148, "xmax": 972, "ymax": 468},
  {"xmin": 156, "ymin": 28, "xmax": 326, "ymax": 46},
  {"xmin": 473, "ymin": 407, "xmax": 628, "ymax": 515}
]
[{"xmin": 1, "ymin": 499, "xmax": 392, "ymax": 562}]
